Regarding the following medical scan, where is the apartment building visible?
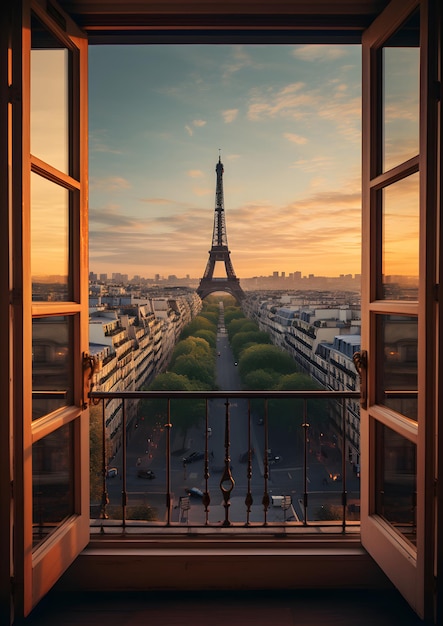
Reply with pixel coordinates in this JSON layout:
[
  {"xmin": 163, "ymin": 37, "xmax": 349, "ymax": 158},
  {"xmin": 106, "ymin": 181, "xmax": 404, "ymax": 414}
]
[
  {"xmin": 245, "ymin": 294, "xmax": 362, "ymax": 464},
  {"xmin": 88, "ymin": 293, "xmax": 202, "ymax": 456}
]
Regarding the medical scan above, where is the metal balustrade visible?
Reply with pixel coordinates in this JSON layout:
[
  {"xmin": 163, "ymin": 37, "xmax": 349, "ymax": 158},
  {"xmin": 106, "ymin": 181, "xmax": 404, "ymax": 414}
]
[{"xmin": 89, "ymin": 390, "xmax": 361, "ymax": 533}]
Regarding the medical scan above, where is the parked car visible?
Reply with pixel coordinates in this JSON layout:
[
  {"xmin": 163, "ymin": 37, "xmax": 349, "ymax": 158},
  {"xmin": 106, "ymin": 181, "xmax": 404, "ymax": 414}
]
[
  {"xmin": 187, "ymin": 487, "xmax": 204, "ymax": 498},
  {"xmin": 137, "ymin": 469, "xmax": 155, "ymax": 479},
  {"xmin": 182, "ymin": 451, "xmax": 204, "ymax": 464},
  {"xmin": 106, "ymin": 467, "xmax": 118, "ymax": 478}
]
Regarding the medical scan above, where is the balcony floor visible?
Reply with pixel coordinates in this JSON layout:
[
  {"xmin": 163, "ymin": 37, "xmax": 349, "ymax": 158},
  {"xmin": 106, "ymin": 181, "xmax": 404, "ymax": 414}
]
[{"xmin": 25, "ymin": 589, "xmax": 425, "ymax": 625}]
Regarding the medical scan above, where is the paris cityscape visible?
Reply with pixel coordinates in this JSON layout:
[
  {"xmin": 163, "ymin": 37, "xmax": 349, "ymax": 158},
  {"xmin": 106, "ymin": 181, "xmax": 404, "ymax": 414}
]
[
  {"xmin": 77, "ymin": 151, "xmax": 363, "ymax": 527},
  {"xmin": 32, "ymin": 42, "xmax": 416, "ymax": 529}
]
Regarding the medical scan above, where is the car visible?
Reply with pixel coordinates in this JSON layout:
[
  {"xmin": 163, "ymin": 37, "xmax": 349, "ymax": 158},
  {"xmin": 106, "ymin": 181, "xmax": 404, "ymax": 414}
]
[
  {"xmin": 234, "ymin": 361, "xmax": 238, "ymax": 366},
  {"xmin": 267, "ymin": 452, "xmax": 282, "ymax": 465},
  {"xmin": 329, "ymin": 472, "xmax": 342, "ymax": 482},
  {"xmin": 187, "ymin": 487, "xmax": 204, "ymax": 498},
  {"xmin": 182, "ymin": 451, "xmax": 204, "ymax": 464},
  {"xmin": 106, "ymin": 467, "xmax": 118, "ymax": 478},
  {"xmin": 137, "ymin": 469, "xmax": 155, "ymax": 479}
]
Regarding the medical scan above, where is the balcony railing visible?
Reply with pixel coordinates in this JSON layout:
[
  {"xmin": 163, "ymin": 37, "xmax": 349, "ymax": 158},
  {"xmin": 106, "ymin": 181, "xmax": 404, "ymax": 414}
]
[{"xmin": 89, "ymin": 390, "xmax": 361, "ymax": 534}]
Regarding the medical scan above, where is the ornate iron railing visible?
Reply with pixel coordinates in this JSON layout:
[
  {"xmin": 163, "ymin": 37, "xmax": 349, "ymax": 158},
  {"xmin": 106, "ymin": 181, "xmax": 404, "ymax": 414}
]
[{"xmin": 89, "ymin": 390, "xmax": 361, "ymax": 533}]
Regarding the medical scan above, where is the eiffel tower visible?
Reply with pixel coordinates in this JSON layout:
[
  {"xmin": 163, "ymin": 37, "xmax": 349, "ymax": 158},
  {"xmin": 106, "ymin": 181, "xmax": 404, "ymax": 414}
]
[{"xmin": 197, "ymin": 156, "xmax": 245, "ymax": 301}]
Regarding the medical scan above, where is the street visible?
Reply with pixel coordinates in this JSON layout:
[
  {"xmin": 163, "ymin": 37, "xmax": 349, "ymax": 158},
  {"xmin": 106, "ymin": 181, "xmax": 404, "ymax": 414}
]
[{"xmin": 101, "ymin": 305, "xmax": 360, "ymax": 526}]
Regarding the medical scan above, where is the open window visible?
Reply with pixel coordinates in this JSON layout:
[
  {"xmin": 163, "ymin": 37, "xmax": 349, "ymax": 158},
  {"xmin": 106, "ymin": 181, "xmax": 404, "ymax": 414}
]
[
  {"xmin": 11, "ymin": 0, "xmax": 89, "ymax": 617},
  {"xmin": 4, "ymin": 0, "xmax": 441, "ymax": 623},
  {"xmin": 360, "ymin": 0, "xmax": 439, "ymax": 618}
]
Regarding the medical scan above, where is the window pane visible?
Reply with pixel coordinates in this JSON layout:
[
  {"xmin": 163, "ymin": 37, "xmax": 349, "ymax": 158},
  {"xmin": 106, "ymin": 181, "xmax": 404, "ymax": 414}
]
[
  {"xmin": 382, "ymin": 11, "xmax": 419, "ymax": 172},
  {"xmin": 33, "ymin": 422, "xmax": 75, "ymax": 548},
  {"xmin": 31, "ymin": 173, "xmax": 70, "ymax": 302},
  {"xmin": 375, "ymin": 422, "xmax": 416, "ymax": 546},
  {"xmin": 381, "ymin": 173, "xmax": 419, "ymax": 300},
  {"xmin": 376, "ymin": 315, "xmax": 417, "ymax": 421},
  {"xmin": 31, "ymin": 13, "xmax": 69, "ymax": 173},
  {"xmin": 32, "ymin": 316, "xmax": 73, "ymax": 420}
]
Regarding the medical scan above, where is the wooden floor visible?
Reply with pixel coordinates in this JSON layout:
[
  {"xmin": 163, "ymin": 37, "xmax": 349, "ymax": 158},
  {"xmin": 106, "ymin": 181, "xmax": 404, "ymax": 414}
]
[{"xmin": 24, "ymin": 589, "xmax": 427, "ymax": 626}]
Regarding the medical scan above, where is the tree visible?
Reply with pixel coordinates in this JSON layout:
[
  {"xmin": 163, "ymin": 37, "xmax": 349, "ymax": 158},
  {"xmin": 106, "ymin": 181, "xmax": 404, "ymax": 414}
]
[
  {"xmin": 198, "ymin": 310, "xmax": 218, "ymax": 326},
  {"xmin": 231, "ymin": 331, "xmax": 271, "ymax": 359},
  {"xmin": 172, "ymin": 354, "xmax": 215, "ymax": 388},
  {"xmin": 227, "ymin": 318, "xmax": 258, "ymax": 341},
  {"xmin": 180, "ymin": 315, "xmax": 217, "ymax": 339},
  {"xmin": 169, "ymin": 336, "xmax": 212, "ymax": 368},
  {"xmin": 224, "ymin": 307, "xmax": 244, "ymax": 325},
  {"xmin": 268, "ymin": 372, "xmax": 327, "ymax": 434},
  {"xmin": 140, "ymin": 372, "xmax": 204, "ymax": 448},
  {"xmin": 238, "ymin": 344, "xmax": 297, "ymax": 378},
  {"xmin": 243, "ymin": 368, "xmax": 280, "ymax": 390},
  {"xmin": 193, "ymin": 329, "xmax": 216, "ymax": 349}
]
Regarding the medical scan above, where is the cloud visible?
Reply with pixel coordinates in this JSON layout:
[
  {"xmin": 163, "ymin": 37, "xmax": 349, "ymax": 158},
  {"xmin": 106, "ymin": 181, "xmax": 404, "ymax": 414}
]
[
  {"xmin": 293, "ymin": 45, "xmax": 348, "ymax": 62},
  {"xmin": 223, "ymin": 184, "xmax": 362, "ymax": 275},
  {"xmin": 283, "ymin": 132, "xmax": 308, "ymax": 145},
  {"xmin": 290, "ymin": 156, "xmax": 334, "ymax": 173},
  {"xmin": 90, "ymin": 205, "xmax": 142, "ymax": 229},
  {"xmin": 89, "ymin": 130, "xmax": 123, "ymax": 155},
  {"xmin": 221, "ymin": 46, "xmax": 255, "ymax": 79},
  {"xmin": 185, "ymin": 119, "xmax": 207, "ymax": 136},
  {"xmin": 222, "ymin": 109, "xmax": 239, "ymax": 123},
  {"xmin": 247, "ymin": 80, "xmax": 361, "ymax": 144},
  {"xmin": 89, "ymin": 184, "xmax": 363, "ymax": 277},
  {"xmin": 188, "ymin": 170, "xmax": 204, "ymax": 178},
  {"xmin": 90, "ymin": 176, "xmax": 131, "ymax": 191},
  {"xmin": 247, "ymin": 82, "xmax": 313, "ymax": 121},
  {"xmin": 139, "ymin": 197, "xmax": 175, "ymax": 205}
]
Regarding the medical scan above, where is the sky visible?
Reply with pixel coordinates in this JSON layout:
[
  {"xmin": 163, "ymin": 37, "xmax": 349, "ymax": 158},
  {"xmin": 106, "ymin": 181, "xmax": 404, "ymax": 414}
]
[{"xmin": 87, "ymin": 44, "xmax": 364, "ymax": 280}]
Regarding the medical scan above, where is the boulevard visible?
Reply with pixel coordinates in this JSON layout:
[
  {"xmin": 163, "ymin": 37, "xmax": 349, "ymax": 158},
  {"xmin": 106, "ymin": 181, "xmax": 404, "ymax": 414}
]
[{"xmin": 102, "ymin": 308, "xmax": 360, "ymax": 526}]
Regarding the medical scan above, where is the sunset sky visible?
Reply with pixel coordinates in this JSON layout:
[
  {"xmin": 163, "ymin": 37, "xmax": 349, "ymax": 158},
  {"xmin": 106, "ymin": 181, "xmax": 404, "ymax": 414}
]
[{"xmin": 88, "ymin": 44, "xmax": 363, "ymax": 280}]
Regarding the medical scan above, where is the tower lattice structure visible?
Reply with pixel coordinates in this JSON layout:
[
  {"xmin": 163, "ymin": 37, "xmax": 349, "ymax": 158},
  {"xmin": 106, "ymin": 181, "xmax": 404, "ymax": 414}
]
[{"xmin": 197, "ymin": 157, "xmax": 245, "ymax": 301}]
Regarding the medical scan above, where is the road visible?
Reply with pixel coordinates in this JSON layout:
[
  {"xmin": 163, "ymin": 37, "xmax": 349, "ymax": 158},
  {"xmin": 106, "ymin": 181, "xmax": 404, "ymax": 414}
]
[{"xmin": 101, "ymin": 302, "xmax": 360, "ymax": 525}]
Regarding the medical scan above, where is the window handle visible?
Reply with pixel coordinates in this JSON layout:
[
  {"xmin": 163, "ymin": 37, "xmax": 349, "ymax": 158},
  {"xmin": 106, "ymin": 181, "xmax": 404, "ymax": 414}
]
[
  {"xmin": 353, "ymin": 350, "xmax": 368, "ymax": 409},
  {"xmin": 82, "ymin": 352, "xmax": 97, "ymax": 409}
]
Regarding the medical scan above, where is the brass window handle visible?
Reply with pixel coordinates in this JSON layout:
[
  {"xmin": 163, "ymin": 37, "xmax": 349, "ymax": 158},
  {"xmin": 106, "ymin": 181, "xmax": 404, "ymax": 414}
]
[
  {"xmin": 82, "ymin": 352, "xmax": 97, "ymax": 408},
  {"xmin": 353, "ymin": 350, "xmax": 368, "ymax": 410}
]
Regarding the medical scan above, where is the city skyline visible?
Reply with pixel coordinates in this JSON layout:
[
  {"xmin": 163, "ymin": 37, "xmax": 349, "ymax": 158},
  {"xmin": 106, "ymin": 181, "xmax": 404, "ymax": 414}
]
[{"xmin": 88, "ymin": 44, "xmax": 363, "ymax": 279}]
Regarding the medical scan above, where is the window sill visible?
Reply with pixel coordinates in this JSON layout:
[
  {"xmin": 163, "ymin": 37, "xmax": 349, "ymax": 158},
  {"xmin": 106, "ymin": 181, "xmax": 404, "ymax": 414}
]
[{"xmin": 55, "ymin": 531, "xmax": 392, "ymax": 592}]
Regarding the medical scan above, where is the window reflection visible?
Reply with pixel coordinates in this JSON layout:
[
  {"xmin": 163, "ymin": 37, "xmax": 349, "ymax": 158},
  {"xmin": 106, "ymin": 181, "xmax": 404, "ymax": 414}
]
[
  {"xmin": 32, "ymin": 316, "xmax": 73, "ymax": 420},
  {"xmin": 31, "ymin": 13, "xmax": 69, "ymax": 173},
  {"xmin": 375, "ymin": 423, "xmax": 416, "ymax": 546},
  {"xmin": 376, "ymin": 315, "xmax": 417, "ymax": 421},
  {"xmin": 381, "ymin": 173, "xmax": 419, "ymax": 300},
  {"xmin": 33, "ymin": 422, "xmax": 75, "ymax": 548},
  {"xmin": 382, "ymin": 11, "xmax": 419, "ymax": 172},
  {"xmin": 31, "ymin": 173, "xmax": 70, "ymax": 301}
]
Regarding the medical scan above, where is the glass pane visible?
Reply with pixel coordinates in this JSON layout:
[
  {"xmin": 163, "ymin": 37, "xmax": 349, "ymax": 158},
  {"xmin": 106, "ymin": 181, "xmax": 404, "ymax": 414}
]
[
  {"xmin": 33, "ymin": 422, "xmax": 75, "ymax": 548},
  {"xmin": 376, "ymin": 315, "xmax": 418, "ymax": 421},
  {"xmin": 375, "ymin": 422, "xmax": 416, "ymax": 546},
  {"xmin": 32, "ymin": 316, "xmax": 73, "ymax": 420},
  {"xmin": 31, "ymin": 13, "xmax": 69, "ymax": 173},
  {"xmin": 31, "ymin": 173, "xmax": 70, "ymax": 302},
  {"xmin": 382, "ymin": 11, "xmax": 419, "ymax": 172},
  {"xmin": 381, "ymin": 173, "xmax": 419, "ymax": 300}
]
